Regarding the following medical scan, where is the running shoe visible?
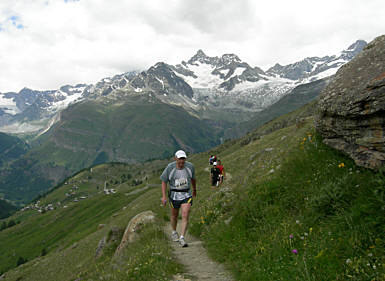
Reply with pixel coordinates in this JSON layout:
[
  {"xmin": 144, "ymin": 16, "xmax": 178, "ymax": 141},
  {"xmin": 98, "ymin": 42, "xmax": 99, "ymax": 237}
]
[
  {"xmin": 171, "ymin": 231, "xmax": 179, "ymax": 242},
  {"xmin": 179, "ymin": 236, "xmax": 188, "ymax": 247}
]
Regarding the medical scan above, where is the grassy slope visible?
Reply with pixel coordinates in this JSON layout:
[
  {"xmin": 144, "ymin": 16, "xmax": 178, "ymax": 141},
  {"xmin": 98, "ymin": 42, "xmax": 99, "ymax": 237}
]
[
  {"xmin": 0, "ymin": 133, "xmax": 30, "ymax": 205},
  {"xmin": 1, "ymin": 105, "xmax": 384, "ymax": 280},
  {"xmin": 188, "ymin": 117, "xmax": 385, "ymax": 280},
  {"xmin": 34, "ymin": 100, "xmax": 220, "ymax": 167},
  {"xmin": 0, "ymin": 199, "xmax": 17, "ymax": 219},
  {"xmin": 0, "ymin": 99, "xmax": 222, "ymax": 205},
  {"xmin": 0, "ymin": 133, "xmax": 28, "ymax": 166},
  {"xmin": 0, "ymin": 160, "xmax": 183, "ymax": 280}
]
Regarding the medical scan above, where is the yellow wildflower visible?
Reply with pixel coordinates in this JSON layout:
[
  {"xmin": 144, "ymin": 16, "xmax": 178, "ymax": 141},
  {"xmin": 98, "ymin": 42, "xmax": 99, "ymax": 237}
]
[{"xmin": 315, "ymin": 250, "xmax": 324, "ymax": 259}]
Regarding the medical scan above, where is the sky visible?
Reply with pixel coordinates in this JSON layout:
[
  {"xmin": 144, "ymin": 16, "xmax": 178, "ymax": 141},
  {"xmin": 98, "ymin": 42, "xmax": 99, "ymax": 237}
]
[{"xmin": 0, "ymin": 0, "xmax": 384, "ymax": 93}]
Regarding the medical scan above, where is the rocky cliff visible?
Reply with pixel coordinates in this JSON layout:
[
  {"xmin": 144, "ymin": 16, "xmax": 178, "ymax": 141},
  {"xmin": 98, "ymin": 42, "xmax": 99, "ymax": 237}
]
[{"xmin": 316, "ymin": 35, "xmax": 385, "ymax": 169}]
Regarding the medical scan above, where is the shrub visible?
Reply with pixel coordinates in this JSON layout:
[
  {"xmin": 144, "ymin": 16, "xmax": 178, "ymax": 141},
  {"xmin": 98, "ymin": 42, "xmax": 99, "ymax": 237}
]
[
  {"xmin": 7, "ymin": 220, "xmax": 16, "ymax": 228},
  {"xmin": 16, "ymin": 257, "xmax": 27, "ymax": 266}
]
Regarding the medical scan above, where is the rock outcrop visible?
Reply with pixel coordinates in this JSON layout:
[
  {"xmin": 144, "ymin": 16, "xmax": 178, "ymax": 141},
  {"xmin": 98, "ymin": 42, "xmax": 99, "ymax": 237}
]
[
  {"xmin": 114, "ymin": 211, "xmax": 156, "ymax": 257},
  {"xmin": 316, "ymin": 35, "xmax": 385, "ymax": 169}
]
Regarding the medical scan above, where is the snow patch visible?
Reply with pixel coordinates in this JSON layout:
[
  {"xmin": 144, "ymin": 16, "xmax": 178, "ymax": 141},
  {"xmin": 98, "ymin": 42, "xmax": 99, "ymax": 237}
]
[
  {"xmin": 47, "ymin": 90, "xmax": 84, "ymax": 112},
  {"xmin": 232, "ymin": 79, "xmax": 269, "ymax": 91},
  {"xmin": 232, "ymin": 67, "xmax": 246, "ymax": 77},
  {"xmin": 218, "ymin": 69, "xmax": 230, "ymax": 76},
  {"xmin": 311, "ymin": 61, "xmax": 324, "ymax": 72},
  {"xmin": 178, "ymin": 62, "xmax": 223, "ymax": 88},
  {"xmin": 302, "ymin": 67, "xmax": 340, "ymax": 83},
  {"xmin": 155, "ymin": 77, "xmax": 165, "ymax": 89},
  {"xmin": 36, "ymin": 113, "xmax": 61, "ymax": 137},
  {"xmin": 326, "ymin": 59, "xmax": 346, "ymax": 67}
]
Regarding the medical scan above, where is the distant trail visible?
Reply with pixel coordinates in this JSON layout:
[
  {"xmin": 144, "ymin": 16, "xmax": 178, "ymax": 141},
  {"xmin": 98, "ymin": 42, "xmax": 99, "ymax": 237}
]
[
  {"xmin": 164, "ymin": 223, "xmax": 234, "ymax": 281},
  {"xmin": 125, "ymin": 184, "xmax": 160, "ymax": 196}
]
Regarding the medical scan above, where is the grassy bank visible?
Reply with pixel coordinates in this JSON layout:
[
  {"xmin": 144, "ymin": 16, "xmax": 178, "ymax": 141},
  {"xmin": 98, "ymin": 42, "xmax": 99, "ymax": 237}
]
[
  {"xmin": 1, "ymin": 116, "xmax": 384, "ymax": 280},
  {"xmin": 189, "ymin": 126, "xmax": 385, "ymax": 280},
  {"xmin": 0, "ymin": 160, "xmax": 185, "ymax": 281}
]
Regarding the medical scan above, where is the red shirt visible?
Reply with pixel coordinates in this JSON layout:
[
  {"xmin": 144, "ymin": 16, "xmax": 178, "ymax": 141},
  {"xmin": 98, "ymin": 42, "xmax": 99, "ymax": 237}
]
[{"xmin": 216, "ymin": 165, "xmax": 224, "ymax": 174}]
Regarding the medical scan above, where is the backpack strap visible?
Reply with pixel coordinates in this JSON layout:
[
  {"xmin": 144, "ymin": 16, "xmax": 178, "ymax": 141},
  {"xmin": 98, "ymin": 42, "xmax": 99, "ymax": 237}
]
[
  {"xmin": 168, "ymin": 167, "xmax": 177, "ymax": 182},
  {"xmin": 185, "ymin": 166, "xmax": 192, "ymax": 179}
]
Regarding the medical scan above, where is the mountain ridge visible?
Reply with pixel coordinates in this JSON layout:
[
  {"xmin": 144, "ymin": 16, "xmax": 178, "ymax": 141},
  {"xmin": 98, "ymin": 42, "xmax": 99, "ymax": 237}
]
[
  {"xmin": 0, "ymin": 39, "xmax": 367, "ymax": 135},
  {"xmin": 0, "ymin": 39, "xmax": 368, "ymax": 205}
]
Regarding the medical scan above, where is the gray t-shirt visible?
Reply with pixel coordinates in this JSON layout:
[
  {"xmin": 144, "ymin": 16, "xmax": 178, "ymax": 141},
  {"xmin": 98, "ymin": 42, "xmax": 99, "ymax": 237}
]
[{"xmin": 160, "ymin": 161, "xmax": 195, "ymax": 201}]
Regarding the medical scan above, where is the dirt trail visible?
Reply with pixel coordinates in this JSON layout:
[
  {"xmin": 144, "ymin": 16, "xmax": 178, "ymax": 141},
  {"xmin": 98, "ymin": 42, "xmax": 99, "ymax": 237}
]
[{"xmin": 164, "ymin": 224, "xmax": 234, "ymax": 281}]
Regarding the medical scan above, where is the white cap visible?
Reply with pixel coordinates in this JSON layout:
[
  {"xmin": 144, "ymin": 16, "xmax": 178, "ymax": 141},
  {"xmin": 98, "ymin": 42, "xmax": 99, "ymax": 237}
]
[
  {"xmin": 175, "ymin": 150, "xmax": 187, "ymax": 159},
  {"xmin": 213, "ymin": 161, "xmax": 217, "ymax": 165}
]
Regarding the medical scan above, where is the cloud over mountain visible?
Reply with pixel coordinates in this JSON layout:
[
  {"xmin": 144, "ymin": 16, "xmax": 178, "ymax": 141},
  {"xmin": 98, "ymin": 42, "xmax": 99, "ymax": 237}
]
[{"xmin": 0, "ymin": 0, "xmax": 384, "ymax": 92}]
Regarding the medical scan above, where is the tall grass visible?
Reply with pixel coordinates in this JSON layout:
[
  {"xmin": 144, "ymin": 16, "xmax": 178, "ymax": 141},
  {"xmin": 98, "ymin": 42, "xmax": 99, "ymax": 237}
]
[
  {"xmin": 190, "ymin": 131, "xmax": 385, "ymax": 280},
  {"xmin": 83, "ymin": 223, "xmax": 183, "ymax": 281}
]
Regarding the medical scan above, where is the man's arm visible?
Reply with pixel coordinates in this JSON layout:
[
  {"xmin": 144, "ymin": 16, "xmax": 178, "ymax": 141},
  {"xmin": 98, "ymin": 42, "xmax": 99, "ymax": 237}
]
[
  {"xmin": 161, "ymin": 181, "xmax": 168, "ymax": 206},
  {"xmin": 191, "ymin": 178, "xmax": 197, "ymax": 197}
]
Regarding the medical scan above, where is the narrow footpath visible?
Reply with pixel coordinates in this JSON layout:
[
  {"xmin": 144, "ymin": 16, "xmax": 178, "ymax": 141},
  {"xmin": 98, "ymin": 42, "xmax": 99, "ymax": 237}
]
[{"xmin": 164, "ymin": 223, "xmax": 234, "ymax": 281}]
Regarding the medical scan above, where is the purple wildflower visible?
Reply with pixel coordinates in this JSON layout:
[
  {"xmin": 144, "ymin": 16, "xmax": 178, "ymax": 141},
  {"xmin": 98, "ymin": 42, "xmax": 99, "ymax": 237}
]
[
  {"xmin": 289, "ymin": 234, "xmax": 294, "ymax": 239},
  {"xmin": 292, "ymin": 249, "xmax": 298, "ymax": 254}
]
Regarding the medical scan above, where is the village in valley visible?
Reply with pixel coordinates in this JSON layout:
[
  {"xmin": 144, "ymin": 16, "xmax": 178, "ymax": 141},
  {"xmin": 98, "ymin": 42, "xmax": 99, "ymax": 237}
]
[{"xmin": 19, "ymin": 165, "xmax": 148, "ymax": 214}]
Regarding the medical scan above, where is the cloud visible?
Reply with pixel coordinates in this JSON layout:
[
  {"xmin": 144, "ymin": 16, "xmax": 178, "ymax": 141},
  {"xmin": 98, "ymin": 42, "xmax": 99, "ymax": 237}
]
[
  {"xmin": 0, "ymin": 0, "xmax": 384, "ymax": 92},
  {"xmin": 0, "ymin": 14, "xmax": 24, "ymax": 31}
]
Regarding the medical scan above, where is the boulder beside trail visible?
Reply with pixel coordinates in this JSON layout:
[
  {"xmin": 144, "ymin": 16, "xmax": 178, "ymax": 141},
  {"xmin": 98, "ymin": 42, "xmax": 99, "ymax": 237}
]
[
  {"xmin": 114, "ymin": 210, "xmax": 156, "ymax": 257},
  {"xmin": 316, "ymin": 35, "xmax": 385, "ymax": 169}
]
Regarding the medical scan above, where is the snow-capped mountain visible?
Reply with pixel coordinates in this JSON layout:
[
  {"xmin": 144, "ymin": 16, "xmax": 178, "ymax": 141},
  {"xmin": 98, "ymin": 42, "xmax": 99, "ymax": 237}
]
[
  {"xmin": 172, "ymin": 49, "xmax": 266, "ymax": 91},
  {"xmin": 0, "ymin": 85, "xmax": 87, "ymax": 133},
  {"xmin": 0, "ymin": 40, "xmax": 367, "ymax": 134},
  {"xmin": 83, "ymin": 71, "xmax": 138, "ymax": 98},
  {"xmin": 169, "ymin": 49, "xmax": 295, "ymax": 113},
  {"xmin": 266, "ymin": 40, "xmax": 367, "ymax": 82},
  {"xmin": 0, "ymin": 72, "xmax": 138, "ymax": 134}
]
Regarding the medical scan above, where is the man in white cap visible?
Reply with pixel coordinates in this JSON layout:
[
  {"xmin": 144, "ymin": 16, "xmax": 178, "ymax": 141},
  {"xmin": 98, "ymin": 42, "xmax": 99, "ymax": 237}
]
[{"xmin": 161, "ymin": 150, "xmax": 196, "ymax": 247}]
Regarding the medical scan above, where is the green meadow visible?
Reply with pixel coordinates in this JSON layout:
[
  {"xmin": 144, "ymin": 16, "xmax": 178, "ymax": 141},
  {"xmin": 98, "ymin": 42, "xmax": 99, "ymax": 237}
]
[{"xmin": 1, "ymin": 107, "xmax": 384, "ymax": 280}]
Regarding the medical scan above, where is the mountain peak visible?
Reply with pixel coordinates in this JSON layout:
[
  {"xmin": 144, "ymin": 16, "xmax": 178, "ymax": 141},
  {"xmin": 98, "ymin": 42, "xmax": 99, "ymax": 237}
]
[
  {"xmin": 340, "ymin": 40, "xmax": 367, "ymax": 60},
  {"xmin": 196, "ymin": 49, "xmax": 207, "ymax": 57},
  {"xmin": 188, "ymin": 49, "xmax": 217, "ymax": 65},
  {"xmin": 153, "ymin": 62, "xmax": 167, "ymax": 69},
  {"xmin": 220, "ymin": 53, "xmax": 241, "ymax": 64},
  {"xmin": 347, "ymin": 40, "xmax": 367, "ymax": 51}
]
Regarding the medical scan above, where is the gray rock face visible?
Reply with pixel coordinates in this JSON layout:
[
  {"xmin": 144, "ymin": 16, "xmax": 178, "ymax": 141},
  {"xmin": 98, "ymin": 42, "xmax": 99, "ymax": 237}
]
[{"xmin": 316, "ymin": 35, "xmax": 385, "ymax": 169}]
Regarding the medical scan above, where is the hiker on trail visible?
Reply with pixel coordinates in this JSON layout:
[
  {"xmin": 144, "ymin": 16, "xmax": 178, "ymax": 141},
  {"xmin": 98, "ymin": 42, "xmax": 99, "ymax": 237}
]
[
  {"xmin": 210, "ymin": 162, "xmax": 221, "ymax": 188},
  {"xmin": 209, "ymin": 155, "xmax": 217, "ymax": 165},
  {"xmin": 161, "ymin": 150, "xmax": 196, "ymax": 247},
  {"xmin": 216, "ymin": 160, "xmax": 226, "ymax": 185}
]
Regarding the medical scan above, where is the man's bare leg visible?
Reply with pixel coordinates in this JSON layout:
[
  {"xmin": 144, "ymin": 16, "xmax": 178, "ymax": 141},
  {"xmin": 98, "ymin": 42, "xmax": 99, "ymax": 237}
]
[
  {"xmin": 171, "ymin": 207, "xmax": 179, "ymax": 231},
  {"xmin": 180, "ymin": 203, "xmax": 191, "ymax": 237}
]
